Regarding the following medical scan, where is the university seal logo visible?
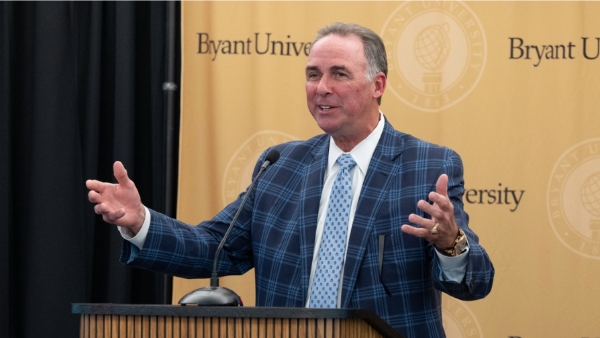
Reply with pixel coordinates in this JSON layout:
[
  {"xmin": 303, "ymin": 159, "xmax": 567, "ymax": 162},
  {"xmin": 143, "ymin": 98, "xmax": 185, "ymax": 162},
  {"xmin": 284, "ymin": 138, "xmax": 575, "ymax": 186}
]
[
  {"xmin": 547, "ymin": 138, "xmax": 600, "ymax": 259},
  {"xmin": 381, "ymin": 1, "xmax": 486, "ymax": 112},
  {"xmin": 442, "ymin": 295, "xmax": 483, "ymax": 337},
  {"xmin": 222, "ymin": 131, "xmax": 296, "ymax": 206}
]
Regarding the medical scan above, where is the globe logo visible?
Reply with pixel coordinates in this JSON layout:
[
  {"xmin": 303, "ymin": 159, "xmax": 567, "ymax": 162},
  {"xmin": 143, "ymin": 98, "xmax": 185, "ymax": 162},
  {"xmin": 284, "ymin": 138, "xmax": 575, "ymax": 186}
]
[
  {"xmin": 548, "ymin": 138, "xmax": 600, "ymax": 259},
  {"xmin": 442, "ymin": 295, "xmax": 483, "ymax": 338},
  {"xmin": 381, "ymin": 1, "xmax": 486, "ymax": 112},
  {"xmin": 581, "ymin": 172, "xmax": 600, "ymax": 240},
  {"xmin": 414, "ymin": 23, "xmax": 451, "ymax": 95}
]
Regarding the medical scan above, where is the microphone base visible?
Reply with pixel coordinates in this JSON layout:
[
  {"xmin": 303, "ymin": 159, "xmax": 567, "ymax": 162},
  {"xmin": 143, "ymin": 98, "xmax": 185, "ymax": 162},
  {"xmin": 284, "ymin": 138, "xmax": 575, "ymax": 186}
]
[{"xmin": 178, "ymin": 286, "xmax": 242, "ymax": 306}]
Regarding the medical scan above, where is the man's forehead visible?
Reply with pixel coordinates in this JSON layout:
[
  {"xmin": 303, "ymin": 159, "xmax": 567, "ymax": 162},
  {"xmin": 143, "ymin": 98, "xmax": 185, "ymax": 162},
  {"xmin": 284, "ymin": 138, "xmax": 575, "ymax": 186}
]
[
  {"xmin": 306, "ymin": 34, "xmax": 365, "ymax": 69},
  {"xmin": 309, "ymin": 33, "xmax": 363, "ymax": 53}
]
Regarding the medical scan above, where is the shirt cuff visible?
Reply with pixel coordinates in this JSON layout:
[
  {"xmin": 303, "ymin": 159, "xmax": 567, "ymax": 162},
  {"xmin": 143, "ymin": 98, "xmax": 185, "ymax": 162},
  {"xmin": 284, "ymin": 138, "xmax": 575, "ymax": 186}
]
[
  {"xmin": 436, "ymin": 242, "xmax": 469, "ymax": 283},
  {"xmin": 117, "ymin": 206, "xmax": 151, "ymax": 250}
]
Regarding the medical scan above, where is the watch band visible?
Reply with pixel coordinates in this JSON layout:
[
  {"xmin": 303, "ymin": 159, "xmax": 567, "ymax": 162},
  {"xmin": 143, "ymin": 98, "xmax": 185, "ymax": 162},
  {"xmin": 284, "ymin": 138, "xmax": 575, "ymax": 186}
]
[{"xmin": 443, "ymin": 228, "xmax": 467, "ymax": 257}]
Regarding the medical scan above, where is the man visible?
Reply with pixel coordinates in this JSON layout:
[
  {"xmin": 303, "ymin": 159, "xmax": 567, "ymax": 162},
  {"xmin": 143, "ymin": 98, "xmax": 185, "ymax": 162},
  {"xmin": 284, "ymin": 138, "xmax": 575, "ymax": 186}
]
[{"xmin": 87, "ymin": 22, "xmax": 494, "ymax": 337}]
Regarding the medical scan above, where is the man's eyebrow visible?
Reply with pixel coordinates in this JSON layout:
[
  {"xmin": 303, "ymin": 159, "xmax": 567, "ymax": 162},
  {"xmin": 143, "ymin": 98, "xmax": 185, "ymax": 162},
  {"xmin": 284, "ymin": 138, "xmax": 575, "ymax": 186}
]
[
  {"xmin": 305, "ymin": 65, "xmax": 319, "ymax": 73},
  {"xmin": 330, "ymin": 65, "xmax": 349, "ymax": 72},
  {"xmin": 305, "ymin": 65, "xmax": 349, "ymax": 73}
]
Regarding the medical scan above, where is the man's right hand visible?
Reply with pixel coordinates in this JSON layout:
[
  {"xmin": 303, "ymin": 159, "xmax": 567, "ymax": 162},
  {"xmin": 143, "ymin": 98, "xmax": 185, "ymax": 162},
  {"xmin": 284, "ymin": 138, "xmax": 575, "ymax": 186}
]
[{"xmin": 86, "ymin": 161, "xmax": 145, "ymax": 234}]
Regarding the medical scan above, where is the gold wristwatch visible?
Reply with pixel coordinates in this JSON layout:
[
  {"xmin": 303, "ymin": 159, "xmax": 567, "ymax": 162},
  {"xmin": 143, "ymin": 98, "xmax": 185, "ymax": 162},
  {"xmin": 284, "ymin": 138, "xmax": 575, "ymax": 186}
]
[{"xmin": 442, "ymin": 228, "xmax": 468, "ymax": 257}]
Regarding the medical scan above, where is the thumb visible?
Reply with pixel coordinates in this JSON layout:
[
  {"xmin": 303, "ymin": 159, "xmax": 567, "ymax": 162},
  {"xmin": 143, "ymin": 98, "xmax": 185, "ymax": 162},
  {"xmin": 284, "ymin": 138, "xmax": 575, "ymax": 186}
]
[
  {"xmin": 436, "ymin": 174, "xmax": 449, "ymax": 197},
  {"xmin": 113, "ymin": 161, "xmax": 132, "ymax": 187}
]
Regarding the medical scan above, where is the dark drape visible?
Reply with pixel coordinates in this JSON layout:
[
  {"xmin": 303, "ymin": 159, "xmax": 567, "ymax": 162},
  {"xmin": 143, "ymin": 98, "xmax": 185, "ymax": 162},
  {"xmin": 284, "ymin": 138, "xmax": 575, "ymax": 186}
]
[{"xmin": 0, "ymin": 1, "xmax": 181, "ymax": 337}]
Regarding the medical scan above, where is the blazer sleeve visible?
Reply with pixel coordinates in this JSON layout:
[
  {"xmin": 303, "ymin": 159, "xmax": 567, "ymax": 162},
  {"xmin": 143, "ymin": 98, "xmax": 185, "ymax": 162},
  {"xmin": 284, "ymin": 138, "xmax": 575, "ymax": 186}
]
[
  {"xmin": 430, "ymin": 151, "xmax": 495, "ymax": 300},
  {"xmin": 118, "ymin": 151, "xmax": 272, "ymax": 278}
]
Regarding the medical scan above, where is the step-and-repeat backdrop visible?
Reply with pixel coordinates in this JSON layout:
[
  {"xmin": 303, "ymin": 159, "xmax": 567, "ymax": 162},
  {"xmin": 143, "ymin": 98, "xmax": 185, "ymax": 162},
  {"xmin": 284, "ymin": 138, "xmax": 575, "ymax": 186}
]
[{"xmin": 174, "ymin": 2, "xmax": 600, "ymax": 336}]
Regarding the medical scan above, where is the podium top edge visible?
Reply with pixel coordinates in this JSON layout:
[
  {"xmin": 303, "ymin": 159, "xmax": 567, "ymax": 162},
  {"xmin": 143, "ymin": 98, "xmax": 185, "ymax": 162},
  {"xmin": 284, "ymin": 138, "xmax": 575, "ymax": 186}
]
[
  {"xmin": 72, "ymin": 303, "xmax": 404, "ymax": 338},
  {"xmin": 73, "ymin": 303, "xmax": 374, "ymax": 319}
]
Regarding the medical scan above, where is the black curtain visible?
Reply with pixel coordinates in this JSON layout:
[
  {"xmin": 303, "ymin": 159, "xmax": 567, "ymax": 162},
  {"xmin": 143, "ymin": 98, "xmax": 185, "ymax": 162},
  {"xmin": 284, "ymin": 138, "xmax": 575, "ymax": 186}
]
[{"xmin": 0, "ymin": 1, "xmax": 181, "ymax": 337}]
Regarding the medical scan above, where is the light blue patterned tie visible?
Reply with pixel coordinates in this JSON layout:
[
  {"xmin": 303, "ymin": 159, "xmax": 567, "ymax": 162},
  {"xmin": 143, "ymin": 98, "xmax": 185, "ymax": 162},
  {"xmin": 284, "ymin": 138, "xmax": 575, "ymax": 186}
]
[{"xmin": 309, "ymin": 154, "xmax": 356, "ymax": 308}]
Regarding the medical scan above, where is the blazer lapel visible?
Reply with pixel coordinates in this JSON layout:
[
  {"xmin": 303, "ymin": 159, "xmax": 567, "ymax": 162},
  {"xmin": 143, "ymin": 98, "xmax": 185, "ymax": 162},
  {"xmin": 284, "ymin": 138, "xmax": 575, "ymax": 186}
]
[
  {"xmin": 341, "ymin": 121, "xmax": 404, "ymax": 308},
  {"xmin": 298, "ymin": 137, "xmax": 329, "ymax": 303}
]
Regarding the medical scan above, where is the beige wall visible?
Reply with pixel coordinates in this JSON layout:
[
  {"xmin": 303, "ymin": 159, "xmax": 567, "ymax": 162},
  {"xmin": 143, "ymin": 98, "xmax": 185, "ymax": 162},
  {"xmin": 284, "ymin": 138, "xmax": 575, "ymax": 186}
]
[{"xmin": 176, "ymin": 2, "xmax": 600, "ymax": 337}]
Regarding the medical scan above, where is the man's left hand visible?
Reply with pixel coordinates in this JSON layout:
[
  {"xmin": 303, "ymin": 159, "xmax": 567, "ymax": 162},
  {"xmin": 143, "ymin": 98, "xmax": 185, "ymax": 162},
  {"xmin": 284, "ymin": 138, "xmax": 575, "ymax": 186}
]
[{"xmin": 401, "ymin": 174, "xmax": 459, "ymax": 250}]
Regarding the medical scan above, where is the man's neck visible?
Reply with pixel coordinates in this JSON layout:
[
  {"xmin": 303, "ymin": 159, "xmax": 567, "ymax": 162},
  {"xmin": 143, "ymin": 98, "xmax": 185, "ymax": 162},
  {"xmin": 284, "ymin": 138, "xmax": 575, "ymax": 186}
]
[{"xmin": 332, "ymin": 112, "xmax": 381, "ymax": 152}]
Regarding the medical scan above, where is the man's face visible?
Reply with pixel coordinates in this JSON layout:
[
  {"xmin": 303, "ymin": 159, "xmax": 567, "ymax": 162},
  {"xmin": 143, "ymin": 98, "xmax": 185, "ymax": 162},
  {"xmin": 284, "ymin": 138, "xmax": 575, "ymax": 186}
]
[{"xmin": 305, "ymin": 34, "xmax": 384, "ymax": 145}]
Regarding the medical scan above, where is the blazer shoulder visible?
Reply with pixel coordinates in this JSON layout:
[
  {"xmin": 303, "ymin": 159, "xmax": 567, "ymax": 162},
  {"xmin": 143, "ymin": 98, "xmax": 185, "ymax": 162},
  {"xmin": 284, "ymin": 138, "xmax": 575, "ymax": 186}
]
[
  {"xmin": 269, "ymin": 133, "xmax": 329, "ymax": 162},
  {"xmin": 397, "ymin": 132, "xmax": 461, "ymax": 160},
  {"xmin": 379, "ymin": 119, "xmax": 458, "ymax": 160}
]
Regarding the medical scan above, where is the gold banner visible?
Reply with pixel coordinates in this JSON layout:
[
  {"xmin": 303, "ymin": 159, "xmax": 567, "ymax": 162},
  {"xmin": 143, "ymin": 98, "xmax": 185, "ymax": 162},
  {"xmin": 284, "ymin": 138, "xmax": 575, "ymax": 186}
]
[{"xmin": 177, "ymin": 2, "xmax": 600, "ymax": 337}]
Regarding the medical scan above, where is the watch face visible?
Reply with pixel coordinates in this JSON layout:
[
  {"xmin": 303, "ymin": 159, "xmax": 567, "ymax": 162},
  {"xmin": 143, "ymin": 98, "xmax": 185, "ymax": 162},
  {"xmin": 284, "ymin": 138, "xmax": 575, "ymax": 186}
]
[{"xmin": 457, "ymin": 236, "xmax": 468, "ymax": 252}]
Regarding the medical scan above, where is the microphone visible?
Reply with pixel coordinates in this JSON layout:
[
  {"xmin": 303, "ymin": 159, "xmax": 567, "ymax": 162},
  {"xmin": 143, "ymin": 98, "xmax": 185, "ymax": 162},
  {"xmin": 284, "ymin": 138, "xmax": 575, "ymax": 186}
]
[{"xmin": 179, "ymin": 149, "xmax": 280, "ymax": 306}]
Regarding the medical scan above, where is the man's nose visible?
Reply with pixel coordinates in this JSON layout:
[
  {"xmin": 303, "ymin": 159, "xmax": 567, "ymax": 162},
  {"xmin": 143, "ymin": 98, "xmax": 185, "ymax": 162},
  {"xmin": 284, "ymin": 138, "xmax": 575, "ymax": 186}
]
[{"xmin": 316, "ymin": 75, "xmax": 332, "ymax": 95}]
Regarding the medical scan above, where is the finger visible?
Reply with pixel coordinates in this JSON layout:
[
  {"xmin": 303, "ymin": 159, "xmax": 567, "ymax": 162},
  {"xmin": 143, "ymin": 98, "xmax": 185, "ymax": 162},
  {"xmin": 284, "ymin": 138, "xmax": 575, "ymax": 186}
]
[
  {"xmin": 113, "ymin": 161, "xmax": 132, "ymax": 187},
  {"xmin": 102, "ymin": 211, "xmax": 124, "ymax": 224},
  {"xmin": 106, "ymin": 209, "xmax": 126, "ymax": 223},
  {"xmin": 94, "ymin": 203, "xmax": 125, "ymax": 222},
  {"xmin": 88, "ymin": 190, "xmax": 102, "ymax": 203},
  {"xmin": 428, "ymin": 174, "xmax": 455, "ymax": 215},
  {"xmin": 415, "ymin": 199, "xmax": 447, "ymax": 224},
  {"xmin": 401, "ymin": 224, "xmax": 430, "ymax": 238},
  {"xmin": 426, "ymin": 192, "xmax": 453, "ymax": 215},
  {"xmin": 86, "ymin": 179, "xmax": 105, "ymax": 193},
  {"xmin": 427, "ymin": 192, "xmax": 455, "ymax": 218},
  {"xmin": 436, "ymin": 174, "xmax": 449, "ymax": 198},
  {"xmin": 427, "ymin": 174, "xmax": 449, "ymax": 208},
  {"xmin": 408, "ymin": 212, "xmax": 434, "ymax": 228},
  {"xmin": 94, "ymin": 203, "xmax": 108, "ymax": 215}
]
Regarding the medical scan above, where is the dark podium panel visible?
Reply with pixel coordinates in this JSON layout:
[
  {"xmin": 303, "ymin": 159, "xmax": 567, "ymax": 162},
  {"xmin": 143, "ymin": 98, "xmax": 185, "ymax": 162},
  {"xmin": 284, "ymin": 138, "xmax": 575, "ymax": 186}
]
[{"xmin": 72, "ymin": 304, "xmax": 405, "ymax": 338}]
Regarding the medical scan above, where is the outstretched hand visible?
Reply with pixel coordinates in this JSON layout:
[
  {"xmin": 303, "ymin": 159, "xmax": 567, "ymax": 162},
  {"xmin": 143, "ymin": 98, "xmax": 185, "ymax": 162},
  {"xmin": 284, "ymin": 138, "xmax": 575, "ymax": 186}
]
[
  {"xmin": 86, "ymin": 161, "xmax": 145, "ymax": 234},
  {"xmin": 401, "ymin": 174, "xmax": 459, "ymax": 250}
]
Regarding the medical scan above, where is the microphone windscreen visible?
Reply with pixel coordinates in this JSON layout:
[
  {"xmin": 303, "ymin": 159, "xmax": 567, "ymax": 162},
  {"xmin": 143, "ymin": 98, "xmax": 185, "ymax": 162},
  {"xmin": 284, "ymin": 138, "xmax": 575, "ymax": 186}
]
[{"xmin": 265, "ymin": 149, "xmax": 280, "ymax": 165}]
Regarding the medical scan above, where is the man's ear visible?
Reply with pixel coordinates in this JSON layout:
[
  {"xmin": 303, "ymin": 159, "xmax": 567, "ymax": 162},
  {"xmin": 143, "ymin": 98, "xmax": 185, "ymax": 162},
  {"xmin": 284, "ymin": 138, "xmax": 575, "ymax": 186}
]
[{"xmin": 373, "ymin": 72, "xmax": 387, "ymax": 101}]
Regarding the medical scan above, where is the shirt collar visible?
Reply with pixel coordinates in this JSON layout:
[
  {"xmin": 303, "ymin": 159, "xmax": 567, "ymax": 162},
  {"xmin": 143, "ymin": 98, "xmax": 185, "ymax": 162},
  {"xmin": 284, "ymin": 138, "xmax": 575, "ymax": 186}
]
[{"xmin": 328, "ymin": 112, "xmax": 385, "ymax": 175}]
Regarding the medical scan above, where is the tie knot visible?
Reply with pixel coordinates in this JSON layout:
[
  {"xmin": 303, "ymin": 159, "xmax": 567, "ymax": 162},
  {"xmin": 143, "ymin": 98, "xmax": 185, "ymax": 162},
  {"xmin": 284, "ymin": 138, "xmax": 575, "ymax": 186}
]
[{"xmin": 337, "ymin": 154, "xmax": 356, "ymax": 171}]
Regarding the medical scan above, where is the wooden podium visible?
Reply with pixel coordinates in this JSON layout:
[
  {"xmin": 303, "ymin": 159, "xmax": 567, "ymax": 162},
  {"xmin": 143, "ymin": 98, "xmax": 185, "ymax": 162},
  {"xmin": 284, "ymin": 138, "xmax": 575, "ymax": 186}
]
[{"xmin": 72, "ymin": 304, "xmax": 404, "ymax": 338}]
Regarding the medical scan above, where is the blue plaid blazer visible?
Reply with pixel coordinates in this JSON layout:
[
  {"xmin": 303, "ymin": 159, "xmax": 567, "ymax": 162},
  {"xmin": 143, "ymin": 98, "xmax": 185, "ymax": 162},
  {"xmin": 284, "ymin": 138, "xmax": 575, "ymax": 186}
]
[{"xmin": 122, "ymin": 120, "xmax": 494, "ymax": 337}]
